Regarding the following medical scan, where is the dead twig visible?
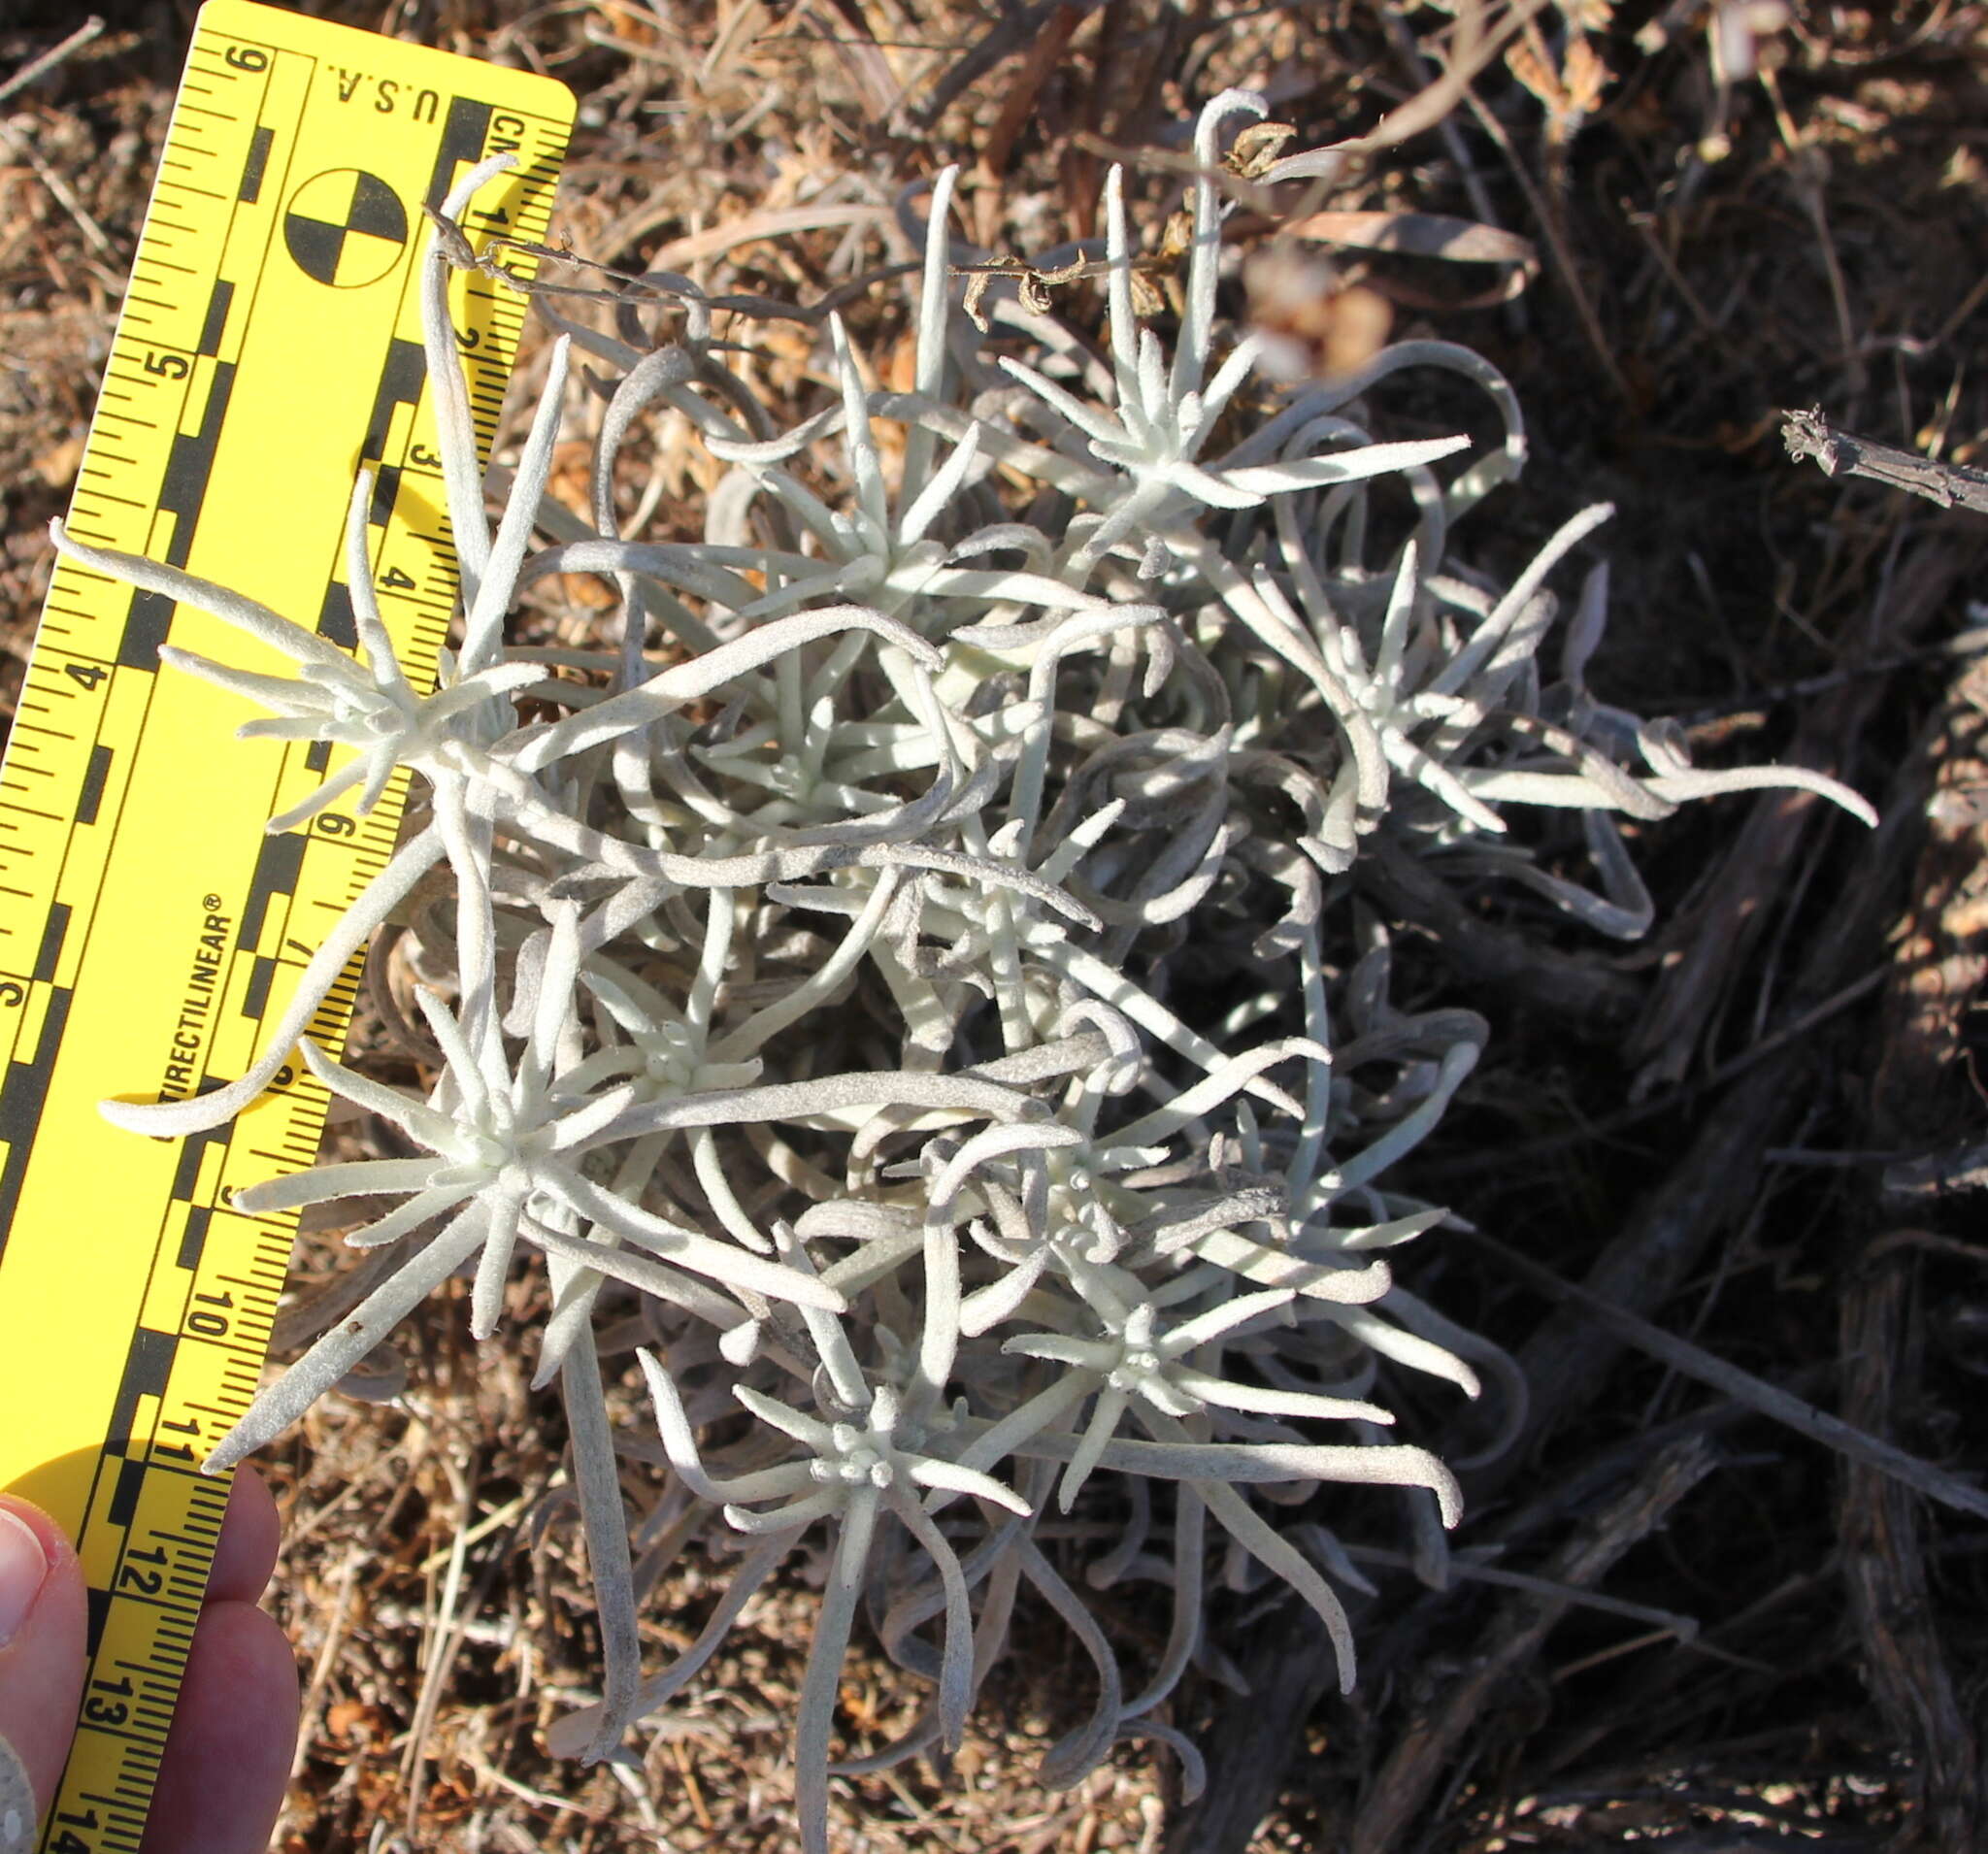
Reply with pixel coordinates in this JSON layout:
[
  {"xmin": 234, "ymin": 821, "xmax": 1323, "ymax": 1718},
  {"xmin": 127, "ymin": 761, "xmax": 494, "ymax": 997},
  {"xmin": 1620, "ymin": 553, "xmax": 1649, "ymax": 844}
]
[
  {"xmin": 1461, "ymin": 1226, "xmax": 1988, "ymax": 1523},
  {"xmin": 1467, "ymin": 644, "xmax": 1932, "ymax": 1501},
  {"xmin": 1883, "ymin": 1138, "xmax": 1988, "ymax": 1201},
  {"xmin": 1870, "ymin": 649, "xmax": 1988, "ymax": 1147},
  {"xmin": 905, "ymin": 0, "xmax": 1110, "ymax": 129},
  {"xmin": 1461, "ymin": 77, "xmax": 1633, "ymax": 406},
  {"xmin": 1349, "ymin": 1437, "xmax": 1718, "ymax": 1854},
  {"xmin": 1161, "ymin": 1603, "xmax": 1346, "ymax": 1854},
  {"xmin": 1629, "ymin": 537, "xmax": 1981, "ymax": 1094},
  {"xmin": 1421, "ymin": 965, "xmax": 1888, "ymax": 1185},
  {"xmin": 1357, "ymin": 831, "xmax": 1643, "ymax": 1042},
  {"xmin": 0, "ymin": 15, "xmax": 104, "ymax": 107},
  {"xmin": 424, "ymin": 203, "xmax": 917, "ymax": 327},
  {"xmin": 1782, "ymin": 408, "xmax": 1988, "ymax": 516},
  {"xmin": 0, "ymin": 116, "xmax": 115, "ymax": 258},
  {"xmin": 1838, "ymin": 1237, "xmax": 1986, "ymax": 1849}
]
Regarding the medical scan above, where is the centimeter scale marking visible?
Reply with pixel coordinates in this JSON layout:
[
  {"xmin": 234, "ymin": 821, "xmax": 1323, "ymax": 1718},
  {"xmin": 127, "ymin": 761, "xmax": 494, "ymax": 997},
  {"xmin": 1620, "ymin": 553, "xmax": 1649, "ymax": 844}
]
[{"xmin": 0, "ymin": 6, "xmax": 572, "ymax": 1848}]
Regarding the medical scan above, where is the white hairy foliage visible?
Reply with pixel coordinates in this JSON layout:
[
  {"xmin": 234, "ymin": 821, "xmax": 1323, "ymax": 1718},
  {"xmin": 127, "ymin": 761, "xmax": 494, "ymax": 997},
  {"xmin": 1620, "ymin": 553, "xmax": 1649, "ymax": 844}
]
[{"xmin": 48, "ymin": 99, "xmax": 1872, "ymax": 1848}]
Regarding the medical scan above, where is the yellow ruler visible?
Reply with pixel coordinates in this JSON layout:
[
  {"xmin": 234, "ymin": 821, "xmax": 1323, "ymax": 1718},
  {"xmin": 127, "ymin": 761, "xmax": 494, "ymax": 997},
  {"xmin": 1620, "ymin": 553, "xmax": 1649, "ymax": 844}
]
[{"xmin": 0, "ymin": 6, "xmax": 572, "ymax": 1847}]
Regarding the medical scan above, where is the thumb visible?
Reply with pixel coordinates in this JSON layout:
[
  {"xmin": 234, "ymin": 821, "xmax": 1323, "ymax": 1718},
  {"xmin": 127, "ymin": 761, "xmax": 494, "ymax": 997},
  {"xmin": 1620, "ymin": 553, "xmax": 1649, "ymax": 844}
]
[{"xmin": 0, "ymin": 1497, "xmax": 87, "ymax": 1853}]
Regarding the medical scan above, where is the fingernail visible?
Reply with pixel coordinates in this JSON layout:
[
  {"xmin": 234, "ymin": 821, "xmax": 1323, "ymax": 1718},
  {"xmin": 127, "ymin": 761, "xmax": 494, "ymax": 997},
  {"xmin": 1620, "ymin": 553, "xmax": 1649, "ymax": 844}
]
[{"xmin": 0, "ymin": 1507, "xmax": 49, "ymax": 1650}]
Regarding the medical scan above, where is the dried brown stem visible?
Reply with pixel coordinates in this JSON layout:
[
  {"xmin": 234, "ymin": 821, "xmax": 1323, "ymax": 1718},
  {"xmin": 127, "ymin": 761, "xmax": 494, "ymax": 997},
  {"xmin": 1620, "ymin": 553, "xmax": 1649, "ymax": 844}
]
[
  {"xmin": 1357, "ymin": 832, "xmax": 1643, "ymax": 1041},
  {"xmin": 1782, "ymin": 409, "xmax": 1988, "ymax": 517},
  {"xmin": 1348, "ymin": 1437, "xmax": 1717, "ymax": 1854},
  {"xmin": 1462, "ymin": 1228, "xmax": 1988, "ymax": 1524},
  {"xmin": 1838, "ymin": 1239, "xmax": 1987, "ymax": 1851}
]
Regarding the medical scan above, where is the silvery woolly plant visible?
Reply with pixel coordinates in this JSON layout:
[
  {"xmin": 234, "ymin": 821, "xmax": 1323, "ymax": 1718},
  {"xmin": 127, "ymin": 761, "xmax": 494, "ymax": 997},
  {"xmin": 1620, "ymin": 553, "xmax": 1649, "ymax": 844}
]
[{"xmin": 50, "ymin": 92, "xmax": 1872, "ymax": 1847}]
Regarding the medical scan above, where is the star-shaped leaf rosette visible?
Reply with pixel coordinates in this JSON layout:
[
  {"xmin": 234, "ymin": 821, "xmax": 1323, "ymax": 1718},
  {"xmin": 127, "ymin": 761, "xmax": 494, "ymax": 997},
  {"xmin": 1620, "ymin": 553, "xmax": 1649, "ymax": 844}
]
[{"xmin": 48, "ymin": 98, "xmax": 1876, "ymax": 1845}]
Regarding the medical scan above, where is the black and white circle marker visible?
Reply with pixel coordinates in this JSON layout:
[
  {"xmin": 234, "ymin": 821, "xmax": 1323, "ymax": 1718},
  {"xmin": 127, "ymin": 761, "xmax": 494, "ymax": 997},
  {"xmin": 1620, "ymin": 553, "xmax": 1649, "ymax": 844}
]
[{"xmin": 282, "ymin": 168, "xmax": 409, "ymax": 287}]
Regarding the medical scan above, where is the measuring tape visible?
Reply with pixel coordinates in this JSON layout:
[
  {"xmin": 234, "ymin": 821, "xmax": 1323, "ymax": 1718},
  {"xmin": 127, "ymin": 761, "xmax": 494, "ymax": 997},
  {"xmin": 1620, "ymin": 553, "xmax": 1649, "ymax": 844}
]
[{"xmin": 0, "ymin": 5, "xmax": 572, "ymax": 1845}]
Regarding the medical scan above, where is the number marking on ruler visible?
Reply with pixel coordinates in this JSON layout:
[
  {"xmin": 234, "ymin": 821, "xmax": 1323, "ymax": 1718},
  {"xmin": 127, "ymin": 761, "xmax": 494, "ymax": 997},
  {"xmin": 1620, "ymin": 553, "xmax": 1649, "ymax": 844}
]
[{"xmin": 0, "ymin": 5, "xmax": 572, "ymax": 1847}]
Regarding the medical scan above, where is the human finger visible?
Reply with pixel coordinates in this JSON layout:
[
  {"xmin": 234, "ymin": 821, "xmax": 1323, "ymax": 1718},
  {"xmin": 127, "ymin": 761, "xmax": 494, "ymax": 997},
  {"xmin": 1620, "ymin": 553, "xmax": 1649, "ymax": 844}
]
[
  {"xmin": 203, "ymin": 1468, "xmax": 282, "ymax": 1606},
  {"xmin": 137, "ymin": 1600, "xmax": 298, "ymax": 1854},
  {"xmin": 0, "ymin": 1496, "xmax": 87, "ymax": 1853}
]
